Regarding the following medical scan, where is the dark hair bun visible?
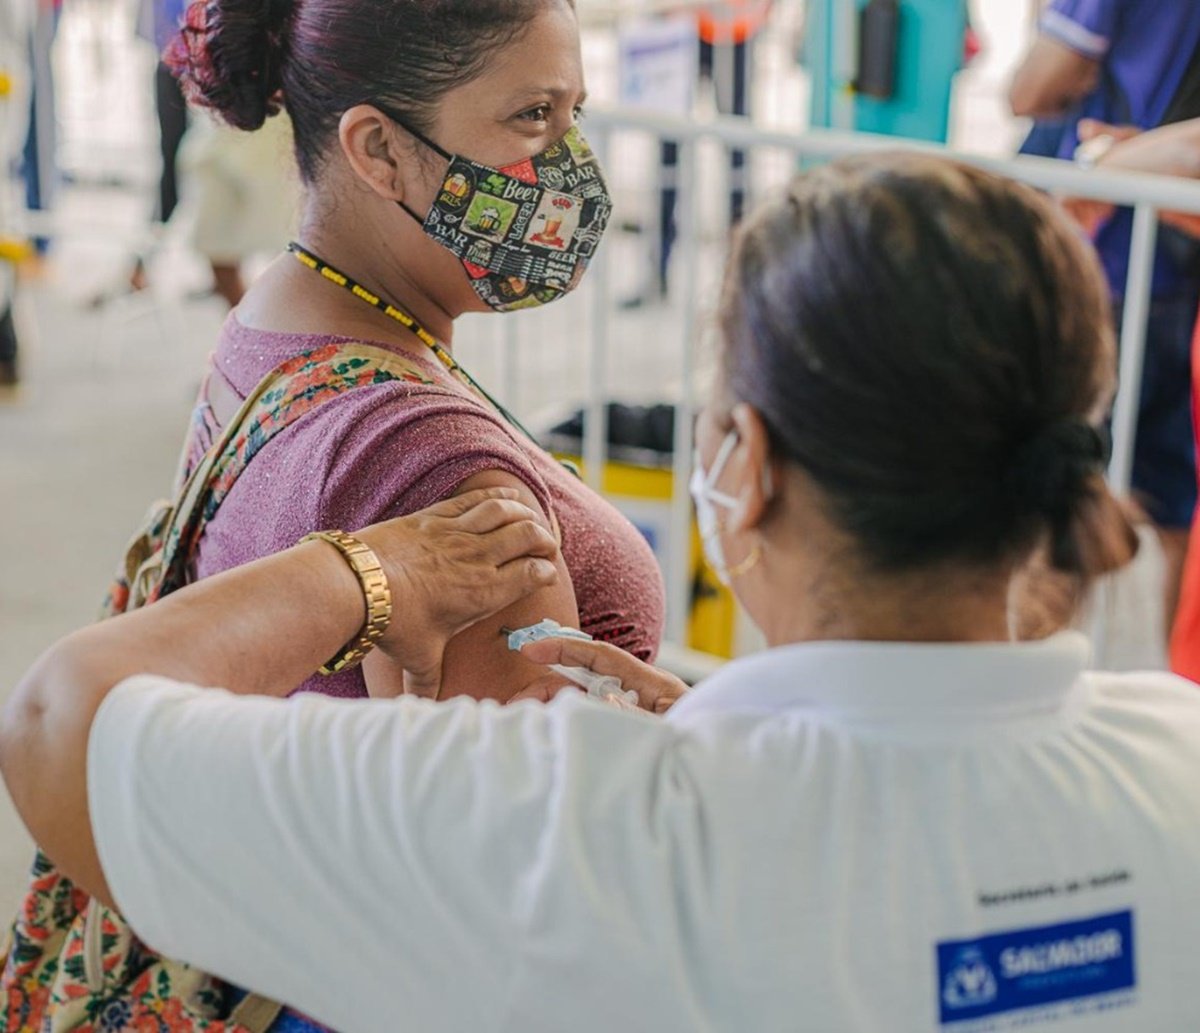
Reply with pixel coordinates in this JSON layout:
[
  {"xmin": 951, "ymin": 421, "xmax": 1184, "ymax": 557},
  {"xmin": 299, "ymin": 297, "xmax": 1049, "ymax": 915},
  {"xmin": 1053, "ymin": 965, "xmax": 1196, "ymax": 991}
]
[
  {"xmin": 1008, "ymin": 422, "xmax": 1109, "ymax": 520},
  {"xmin": 1007, "ymin": 422, "xmax": 1133, "ymax": 578},
  {"xmin": 166, "ymin": 0, "xmax": 291, "ymax": 131}
]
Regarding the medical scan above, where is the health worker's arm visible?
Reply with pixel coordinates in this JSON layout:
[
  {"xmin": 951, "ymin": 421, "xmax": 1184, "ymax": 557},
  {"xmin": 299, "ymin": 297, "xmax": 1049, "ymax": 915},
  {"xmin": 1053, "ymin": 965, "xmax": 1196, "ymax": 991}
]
[
  {"xmin": 77, "ymin": 674, "xmax": 686, "ymax": 1032},
  {"xmin": 0, "ymin": 489, "xmax": 558, "ymax": 907}
]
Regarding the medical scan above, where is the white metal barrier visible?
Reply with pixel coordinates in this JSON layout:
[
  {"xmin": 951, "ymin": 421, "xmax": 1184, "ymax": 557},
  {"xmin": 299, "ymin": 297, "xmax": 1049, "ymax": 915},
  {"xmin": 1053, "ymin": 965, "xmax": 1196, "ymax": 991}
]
[{"xmin": 577, "ymin": 106, "xmax": 1200, "ymax": 651}]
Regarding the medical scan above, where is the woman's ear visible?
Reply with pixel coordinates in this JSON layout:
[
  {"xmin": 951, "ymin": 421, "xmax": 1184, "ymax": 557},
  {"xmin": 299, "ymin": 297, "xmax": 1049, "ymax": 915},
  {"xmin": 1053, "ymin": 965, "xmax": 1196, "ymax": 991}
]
[
  {"xmin": 726, "ymin": 403, "xmax": 776, "ymax": 534},
  {"xmin": 338, "ymin": 105, "xmax": 415, "ymax": 203}
]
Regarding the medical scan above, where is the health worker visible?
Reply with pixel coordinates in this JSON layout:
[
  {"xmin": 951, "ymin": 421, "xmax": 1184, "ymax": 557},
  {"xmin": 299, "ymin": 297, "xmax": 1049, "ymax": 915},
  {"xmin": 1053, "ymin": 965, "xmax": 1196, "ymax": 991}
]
[{"xmin": 6, "ymin": 154, "xmax": 1200, "ymax": 1032}]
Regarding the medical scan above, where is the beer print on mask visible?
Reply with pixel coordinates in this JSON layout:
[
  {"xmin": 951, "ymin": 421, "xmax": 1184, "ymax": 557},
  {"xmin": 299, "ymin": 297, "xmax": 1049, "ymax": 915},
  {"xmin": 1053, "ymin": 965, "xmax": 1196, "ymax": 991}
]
[{"xmin": 413, "ymin": 126, "xmax": 613, "ymax": 313}]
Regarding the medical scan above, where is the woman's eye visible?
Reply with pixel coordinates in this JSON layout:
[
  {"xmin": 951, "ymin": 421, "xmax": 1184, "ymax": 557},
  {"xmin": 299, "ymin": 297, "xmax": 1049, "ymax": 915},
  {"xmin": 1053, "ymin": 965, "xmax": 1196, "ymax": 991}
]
[
  {"xmin": 520, "ymin": 105, "xmax": 552, "ymax": 123},
  {"xmin": 573, "ymin": 105, "xmax": 587, "ymax": 123}
]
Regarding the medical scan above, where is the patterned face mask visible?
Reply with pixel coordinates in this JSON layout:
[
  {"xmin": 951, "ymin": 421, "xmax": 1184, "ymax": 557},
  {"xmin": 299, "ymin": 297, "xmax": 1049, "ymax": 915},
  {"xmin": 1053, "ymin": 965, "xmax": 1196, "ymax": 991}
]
[{"xmin": 389, "ymin": 115, "xmax": 614, "ymax": 313}]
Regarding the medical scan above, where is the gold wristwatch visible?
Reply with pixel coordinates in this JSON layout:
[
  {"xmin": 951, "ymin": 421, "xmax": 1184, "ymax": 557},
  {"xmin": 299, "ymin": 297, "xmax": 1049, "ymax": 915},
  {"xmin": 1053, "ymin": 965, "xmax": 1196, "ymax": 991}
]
[{"xmin": 300, "ymin": 530, "xmax": 393, "ymax": 675}]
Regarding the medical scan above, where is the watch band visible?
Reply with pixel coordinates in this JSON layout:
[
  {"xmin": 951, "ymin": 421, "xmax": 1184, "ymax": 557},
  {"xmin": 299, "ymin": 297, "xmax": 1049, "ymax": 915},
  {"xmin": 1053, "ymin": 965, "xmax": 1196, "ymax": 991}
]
[{"xmin": 300, "ymin": 530, "xmax": 393, "ymax": 675}]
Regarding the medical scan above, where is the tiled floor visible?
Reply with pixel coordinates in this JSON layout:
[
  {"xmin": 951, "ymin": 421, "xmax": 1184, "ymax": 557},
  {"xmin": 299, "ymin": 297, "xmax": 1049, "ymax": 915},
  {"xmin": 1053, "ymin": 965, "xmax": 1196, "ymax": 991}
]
[{"xmin": 0, "ymin": 0, "xmax": 1040, "ymax": 915}]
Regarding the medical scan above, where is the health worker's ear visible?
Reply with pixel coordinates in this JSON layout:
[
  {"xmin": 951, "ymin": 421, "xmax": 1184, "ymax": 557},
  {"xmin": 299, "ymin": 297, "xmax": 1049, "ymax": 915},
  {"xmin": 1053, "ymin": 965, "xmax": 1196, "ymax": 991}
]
[{"xmin": 725, "ymin": 403, "xmax": 777, "ymax": 534}]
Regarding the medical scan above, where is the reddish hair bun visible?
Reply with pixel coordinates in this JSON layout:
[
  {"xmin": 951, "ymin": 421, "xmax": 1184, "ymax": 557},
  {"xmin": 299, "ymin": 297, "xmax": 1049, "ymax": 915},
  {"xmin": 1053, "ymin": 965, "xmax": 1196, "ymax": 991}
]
[{"xmin": 166, "ymin": 0, "xmax": 291, "ymax": 131}]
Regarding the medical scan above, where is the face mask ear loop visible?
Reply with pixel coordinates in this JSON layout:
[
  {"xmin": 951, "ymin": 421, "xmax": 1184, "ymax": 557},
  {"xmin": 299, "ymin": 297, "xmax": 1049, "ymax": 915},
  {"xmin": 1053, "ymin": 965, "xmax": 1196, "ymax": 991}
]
[
  {"xmin": 396, "ymin": 200, "xmax": 427, "ymax": 225},
  {"xmin": 375, "ymin": 105, "xmax": 454, "ymax": 226},
  {"xmin": 705, "ymin": 432, "xmax": 742, "ymax": 510},
  {"xmin": 372, "ymin": 103, "xmax": 454, "ymax": 161}
]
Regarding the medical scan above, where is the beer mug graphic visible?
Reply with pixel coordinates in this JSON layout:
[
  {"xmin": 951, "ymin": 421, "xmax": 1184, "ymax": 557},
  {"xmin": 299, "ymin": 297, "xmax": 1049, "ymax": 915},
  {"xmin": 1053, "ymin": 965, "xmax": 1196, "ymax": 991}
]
[
  {"xmin": 440, "ymin": 172, "xmax": 472, "ymax": 207},
  {"xmin": 476, "ymin": 207, "xmax": 502, "ymax": 233}
]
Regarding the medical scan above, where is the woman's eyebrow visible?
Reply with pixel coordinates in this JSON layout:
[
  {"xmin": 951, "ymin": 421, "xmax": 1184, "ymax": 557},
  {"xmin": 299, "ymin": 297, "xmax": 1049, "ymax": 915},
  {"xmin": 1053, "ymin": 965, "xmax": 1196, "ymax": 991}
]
[{"xmin": 507, "ymin": 85, "xmax": 589, "ymax": 106}]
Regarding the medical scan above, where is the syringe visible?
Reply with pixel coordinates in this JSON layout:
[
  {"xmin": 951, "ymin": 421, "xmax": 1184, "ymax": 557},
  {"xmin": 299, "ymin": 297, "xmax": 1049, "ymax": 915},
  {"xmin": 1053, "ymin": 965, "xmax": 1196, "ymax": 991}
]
[
  {"xmin": 547, "ymin": 664, "xmax": 638, "ymax": 707},
  {"xmin": 504, "ymin": 619, "xmax": 640, "ymax": 709}
]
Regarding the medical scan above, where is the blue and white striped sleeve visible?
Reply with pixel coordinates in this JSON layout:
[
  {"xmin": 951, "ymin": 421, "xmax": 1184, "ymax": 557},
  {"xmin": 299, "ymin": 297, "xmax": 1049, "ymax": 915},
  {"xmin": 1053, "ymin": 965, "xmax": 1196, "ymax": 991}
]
[{"xmin": 1040, "ymin": 0, "xmax": 1119, "ymax": 60}]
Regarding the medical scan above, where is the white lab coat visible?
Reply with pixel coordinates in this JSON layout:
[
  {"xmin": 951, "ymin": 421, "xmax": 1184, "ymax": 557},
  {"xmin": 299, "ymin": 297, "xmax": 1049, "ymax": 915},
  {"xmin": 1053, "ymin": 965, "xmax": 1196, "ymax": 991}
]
[{"xmin": 88, "ymin": 633, "xmax": 1200, "ymax": 1031}]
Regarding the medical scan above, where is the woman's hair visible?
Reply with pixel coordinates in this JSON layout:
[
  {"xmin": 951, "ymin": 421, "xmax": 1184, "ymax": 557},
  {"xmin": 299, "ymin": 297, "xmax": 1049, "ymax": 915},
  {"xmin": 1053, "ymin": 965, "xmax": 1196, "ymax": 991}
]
[
  {"xmin": 167, "ymin": 0, "xmax": 569, "ymax": 183},
  {"xmin": 721, "ymin": 153, "xmax": 1137, "ymax": 581}
]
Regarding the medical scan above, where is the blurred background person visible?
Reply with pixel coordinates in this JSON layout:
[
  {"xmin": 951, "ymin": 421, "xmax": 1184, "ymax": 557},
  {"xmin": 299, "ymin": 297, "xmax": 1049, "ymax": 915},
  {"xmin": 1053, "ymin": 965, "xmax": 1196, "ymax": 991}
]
[
  {"xmin": 0, "ymin": 303, "xmax": 16, "ymax": 389},
  {"xmin": 1015, "ymin": 0, "xmax": 1072, "ymax": 158},
  {"xmin": 20, "ymin": 0, "xmax": 61, "ymax": 258},
  {"xmin": 1061, "ymin": 116, "xmax": 1200, "ymax": 680},
  {"xmin": 0, "ymin": 0, "xmax": 34, "ymax": 389},
  {"xmin": 139, "ymin": 0, "xmax": 188, "ymax": 227},
  {"xmin": 1010, "ymin": 0, "xmax": 1200, "ymax": 629},
  {"xmin": 648, "ymin": 0, "xmax": 772, "ymax": 306},
  {"xmin": 129, "ymin": 0, "xmax": 189, "ymax": 292},
  {"xmin": 174, "ymin": 112, "xmax": 299, "ymax": 308},
  {"xmin": 115, "ymin": 0, "xmax": 295, "ymax": 307}
]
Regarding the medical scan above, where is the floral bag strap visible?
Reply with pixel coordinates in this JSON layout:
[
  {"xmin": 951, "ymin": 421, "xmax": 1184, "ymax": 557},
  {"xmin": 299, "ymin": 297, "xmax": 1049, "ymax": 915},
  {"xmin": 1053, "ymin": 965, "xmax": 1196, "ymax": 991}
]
[{"xmin": 140, "ymin": 342, "xmax": 433, "ymax": 604}]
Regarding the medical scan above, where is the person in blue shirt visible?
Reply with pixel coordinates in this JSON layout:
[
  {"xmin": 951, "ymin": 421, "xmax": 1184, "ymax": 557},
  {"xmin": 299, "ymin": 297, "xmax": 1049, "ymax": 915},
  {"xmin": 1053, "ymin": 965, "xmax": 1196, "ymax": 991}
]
[
  {"xmin": 137, "ymin": 0, "xmax": 190, "ymax": 226},
  {"xmin": 21, "ymin": 0, "xmax": 60, "ymax": 255},
  {"xmin": 1011, "ymin": 0, "xmax": 1200, "ymax": 629}
]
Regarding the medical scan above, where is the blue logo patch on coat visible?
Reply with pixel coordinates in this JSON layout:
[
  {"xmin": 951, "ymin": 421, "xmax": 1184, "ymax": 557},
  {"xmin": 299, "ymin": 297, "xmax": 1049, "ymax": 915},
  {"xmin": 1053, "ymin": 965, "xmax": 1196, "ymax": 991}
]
[{"xmin": 936, "ymin": 910, "xmax": 1135, "ymax": 1025}]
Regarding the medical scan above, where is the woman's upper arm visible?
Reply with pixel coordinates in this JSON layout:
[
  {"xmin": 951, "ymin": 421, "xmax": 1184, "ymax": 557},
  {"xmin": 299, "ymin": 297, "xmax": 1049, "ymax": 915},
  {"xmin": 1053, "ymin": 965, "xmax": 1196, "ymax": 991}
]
[
  {"xmin": 311, "ymin": 389, "xmax": 578, "ymax": 701},
  {"xmin": 363, "ymin": 470, "xmax": 579, "ymax": 702}
]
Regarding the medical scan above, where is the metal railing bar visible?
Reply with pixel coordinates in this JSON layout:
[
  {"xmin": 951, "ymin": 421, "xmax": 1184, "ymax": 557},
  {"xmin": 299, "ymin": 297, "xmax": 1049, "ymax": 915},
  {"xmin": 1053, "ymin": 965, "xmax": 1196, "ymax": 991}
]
[
  {"xmin": 1108, "ymin": 204, "xmax": 1160, "ymax": 495},
  {"xmin": 667, "ymin": 135, "xmax": 702, "ymax": 644},
  {"xmin": 1090, "ymin": 204, "xmax": 1160, "ymax": 658},
  {"xmin": 585, "ymin": 108, "xmax": 1200, "ymax": 213},
  {"xmin": 584, "ymin": 126, "xmax": 614, "ymax": 491}
]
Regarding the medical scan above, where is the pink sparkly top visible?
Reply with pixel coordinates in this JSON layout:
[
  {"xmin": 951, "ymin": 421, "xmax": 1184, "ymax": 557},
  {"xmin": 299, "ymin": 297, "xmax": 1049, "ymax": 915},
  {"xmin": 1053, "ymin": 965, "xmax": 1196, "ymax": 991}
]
[{"xmin": 185, "ymin": 313, "xmax": 665, "ymax": 699}]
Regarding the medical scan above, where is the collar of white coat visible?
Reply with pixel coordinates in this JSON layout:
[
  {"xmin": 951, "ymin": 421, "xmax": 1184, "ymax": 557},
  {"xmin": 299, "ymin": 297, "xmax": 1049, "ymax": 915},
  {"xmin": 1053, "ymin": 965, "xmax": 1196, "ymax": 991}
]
[{"xmin": 667, "ymin": 631, "xmax": 1092, "ymax": 725}]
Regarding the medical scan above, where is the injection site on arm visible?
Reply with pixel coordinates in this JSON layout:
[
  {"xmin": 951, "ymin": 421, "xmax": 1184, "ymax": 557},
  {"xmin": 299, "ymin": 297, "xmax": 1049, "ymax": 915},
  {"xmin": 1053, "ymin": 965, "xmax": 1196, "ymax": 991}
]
[{"xmin": 506, "ymin": 619, "xmax": 640, "ymax": 709}]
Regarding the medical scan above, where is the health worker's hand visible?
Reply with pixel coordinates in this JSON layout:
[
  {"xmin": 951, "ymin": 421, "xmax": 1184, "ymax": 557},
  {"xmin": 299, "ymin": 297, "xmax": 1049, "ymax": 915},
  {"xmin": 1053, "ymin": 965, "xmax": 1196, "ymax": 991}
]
[
  {"xmin": 357, "ymin": 488, "xmax": 560, "ymax": 697},
  {"xmin": 1060, "ymin": 120, "xmax": 1142, "ymax": 236},
  {"xmin": 513, "ymin": 637, "xmax": 689, "ymax": 715}
]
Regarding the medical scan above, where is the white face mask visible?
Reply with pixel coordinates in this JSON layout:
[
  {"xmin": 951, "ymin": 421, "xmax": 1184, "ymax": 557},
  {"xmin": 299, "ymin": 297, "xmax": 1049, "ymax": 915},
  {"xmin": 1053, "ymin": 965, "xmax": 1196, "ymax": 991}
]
[{"xmin": 689, "ymin": 431, "xmax": 741, "ymax": 587}]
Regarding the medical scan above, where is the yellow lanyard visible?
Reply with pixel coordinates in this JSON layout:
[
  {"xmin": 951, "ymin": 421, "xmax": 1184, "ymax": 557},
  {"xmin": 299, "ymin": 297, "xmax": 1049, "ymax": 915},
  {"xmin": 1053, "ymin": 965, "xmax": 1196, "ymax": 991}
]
[{"xmin": 288, "ymin": 241, "xmax": 539, "ymax": 443}]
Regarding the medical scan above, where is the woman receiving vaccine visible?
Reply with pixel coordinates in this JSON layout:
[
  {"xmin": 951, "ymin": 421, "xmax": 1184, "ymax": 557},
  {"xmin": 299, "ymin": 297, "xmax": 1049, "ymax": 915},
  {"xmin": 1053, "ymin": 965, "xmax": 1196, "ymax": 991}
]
[{"xmin": 165, "ymin": 0, "xmax": 663, "ymax": 700}]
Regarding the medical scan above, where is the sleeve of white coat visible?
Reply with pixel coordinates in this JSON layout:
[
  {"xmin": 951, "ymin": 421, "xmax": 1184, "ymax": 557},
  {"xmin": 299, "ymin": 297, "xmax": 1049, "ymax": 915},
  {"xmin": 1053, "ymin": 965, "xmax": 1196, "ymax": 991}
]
[{"xmin": 88, "ymin": 676, "xmax": 698, "ymax": 1033}]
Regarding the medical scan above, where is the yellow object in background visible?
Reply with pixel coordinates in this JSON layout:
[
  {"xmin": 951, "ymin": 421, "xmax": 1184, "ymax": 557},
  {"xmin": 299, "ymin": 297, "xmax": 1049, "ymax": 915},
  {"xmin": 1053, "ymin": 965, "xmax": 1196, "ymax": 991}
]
[
  {"xmin": 555, "ymin": 454, "xmax": 738, "ymax": 658},
  {"xmin": 0, "ymin": 72, "xmax": 23, "ymax": 265},
  {"xmin": 688, "ymin": 527, "xmax": 737, "ymax": 658},
  {"xmin": 0, "ymin": 238, "xmax": 32, "ymax": 264}
]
